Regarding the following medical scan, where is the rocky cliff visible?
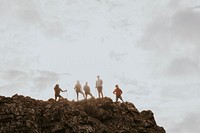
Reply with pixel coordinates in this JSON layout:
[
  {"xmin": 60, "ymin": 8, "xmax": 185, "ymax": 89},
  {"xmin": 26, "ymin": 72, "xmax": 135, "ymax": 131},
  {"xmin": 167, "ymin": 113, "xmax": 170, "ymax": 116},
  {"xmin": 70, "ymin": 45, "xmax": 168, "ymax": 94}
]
[{"xmin": 0, "ymin": 94, "xmax": 165, "ymax": 133}]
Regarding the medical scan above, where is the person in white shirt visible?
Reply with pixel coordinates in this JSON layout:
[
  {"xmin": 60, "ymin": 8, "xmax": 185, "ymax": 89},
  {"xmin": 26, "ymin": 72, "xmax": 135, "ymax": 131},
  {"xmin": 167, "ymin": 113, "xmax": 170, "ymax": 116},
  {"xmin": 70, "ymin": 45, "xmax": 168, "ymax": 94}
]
[{"xmin": 96, "ymin": 75, "xmax": 103, "ymax": 98}]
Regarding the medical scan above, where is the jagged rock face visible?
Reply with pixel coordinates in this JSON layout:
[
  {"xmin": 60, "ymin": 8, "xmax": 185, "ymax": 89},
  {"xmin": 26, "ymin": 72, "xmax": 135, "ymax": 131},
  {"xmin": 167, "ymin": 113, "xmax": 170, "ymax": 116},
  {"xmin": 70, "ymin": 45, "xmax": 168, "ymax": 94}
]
[{"xmin": 0, "ymin": 94, "xmax": 165, "ymax": 133}]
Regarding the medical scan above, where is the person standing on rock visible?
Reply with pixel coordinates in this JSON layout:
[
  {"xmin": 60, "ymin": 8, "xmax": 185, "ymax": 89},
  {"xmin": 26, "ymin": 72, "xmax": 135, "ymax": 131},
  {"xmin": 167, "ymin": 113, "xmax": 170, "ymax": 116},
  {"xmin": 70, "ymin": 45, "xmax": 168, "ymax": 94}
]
[
  {"xmin": 83, "ymin": 82, "xmax": 94, "ymax": 99},
  {"xmin": 54, "ymin": 84, "xmax": 67, "ymax": 101},
  {"xmin": 96, "ymin": 75, "xmax": 104, "ymax": 98},
  {"xmin": 113, "ymin": 84, "xmax": 124, "ymax": 102},
  {"xmin": 74, "ymin": 80, "xmax": 85, "ymax": 101}
]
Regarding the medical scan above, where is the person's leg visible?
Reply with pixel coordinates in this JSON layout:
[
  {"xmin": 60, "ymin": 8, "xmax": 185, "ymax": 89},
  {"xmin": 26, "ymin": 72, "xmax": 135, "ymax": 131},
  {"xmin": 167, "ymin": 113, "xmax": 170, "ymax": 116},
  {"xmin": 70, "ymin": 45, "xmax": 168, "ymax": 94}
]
[
  {"xmin": 83, "ymin": 92, "xmax": 86, "ymax": 99},
  {"xmin": 98, "ymin": 87, "xmax": 103, "ymax": 98},
  {"xmin": 97, "ymin": 87, "xmax": 100, "ymax": 98},
  {"xmin": 116, "ymin": 96, "xmax": 118, "ymax": 102},
  {"xmin": 101, "ymin": 87, "xmax": 103, "ymax": 98},
  {"xmin": 58, "ymin": 94, "xmax": 63, "ymax": 100},
  {"xmin": 76, "ymin": 91, "xmax": 78, "ymax": 101},
  {"xmin": 119, "ymin": 95, "xmax": 124, "ymax": 102},
  {"xmin": 101, "ymin": 91, "xmax": 103, "ymax": 98},
  {"xmin": 80, "ymin": 91, "xmax": 85, "ymax": 99},
  {"xmin": 88, "ymin": 92, "xmax": 93, "ymax": 98},
  {"xmin": 55, "ymin": 94, "xmax": 57, "ymax": 101}
]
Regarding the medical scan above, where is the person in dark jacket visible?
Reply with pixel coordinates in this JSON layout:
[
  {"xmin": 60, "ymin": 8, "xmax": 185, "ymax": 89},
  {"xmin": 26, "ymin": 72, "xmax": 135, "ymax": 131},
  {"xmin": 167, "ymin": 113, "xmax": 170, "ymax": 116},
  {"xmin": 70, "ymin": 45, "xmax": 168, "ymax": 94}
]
[{"xmin": 54, "ymin": 84, "xmax": 67, "ymax": 101}]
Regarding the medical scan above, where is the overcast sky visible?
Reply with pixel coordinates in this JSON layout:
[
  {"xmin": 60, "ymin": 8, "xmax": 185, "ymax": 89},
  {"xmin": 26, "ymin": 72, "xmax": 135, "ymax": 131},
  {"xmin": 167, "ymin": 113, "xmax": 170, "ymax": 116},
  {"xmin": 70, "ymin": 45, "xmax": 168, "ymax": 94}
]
[{"xmin": 0, "ymin": 0, "xmax": 200, "ymax": 132}]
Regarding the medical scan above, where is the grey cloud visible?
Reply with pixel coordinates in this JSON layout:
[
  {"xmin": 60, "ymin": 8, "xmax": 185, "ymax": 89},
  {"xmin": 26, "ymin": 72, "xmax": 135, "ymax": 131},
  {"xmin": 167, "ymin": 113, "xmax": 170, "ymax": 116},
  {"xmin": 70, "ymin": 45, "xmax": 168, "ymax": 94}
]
[
  {"xmin": 16, "ymin": 9, "xmax": 41, "ymax": 25},
  {"xmin": 193, "ymin": 5, "xmax": 200, "ymax": 9},
  {"xmin": 166, "ymin": 57, "xmax": 200, "ymax": 77},
  {"xmin": 113, "ymin": 74, "xmax": 151, "ymax": 95},
  {"xmin": 138, "ymin": 7, "xmax": 200, "ymax": 78},
  {"xmin": 139, "ymin": 8, "xmax": 200, "ymax": 52},
  {"xmin": 160, "ymin": 83, "xmax": 200, "ymax": 100},
  {"xmin": 127, "ymin": 87, "xmax": 151, "ymax": 96},
  {"xmin": 169, "ymin": 111, "xmax": 200, "ymax": 133},
  {"xmin": 171, "ymin": 9, "xmax": 200, "ymax": 44},
  {"xmin": 0, "ymin": 69, "xmax": 71, "ymax": 93},
  {"xmin": 37, "ymin": 70, "xmax": 71, "ymax": 77},
  {"xmin": 0, "ymin": 0, "xmax": 68, "ymax": 40},
  {"xmin": 96, "ymin": 0, "xmax": 123, "ymax": 11},
  {"xmin": 0, "ymin": 46, "xmax": 24, "ymax": 56},
  {"xmin": 168, "ymin": 0, "xmax": 183, "ymax": 9},
  {"xmin": 0, "ymin": 0, "xmax": 41, "ymax": 25},
  {"xmin": 1, "ymin": 70, "xmax": 28, "ymax": 82},
  {"xmin": 113, "ymin": 74, "xmax": 138, "ymax": 86},
  {"xmin": 32, "ymin": 70, "xmax": 70, "ymax": 90},
  {"xmin": 0, "ymin": 82, "xmax": 28, "ymax": 92},
  {"xmin": 138, "ymin": 18, "xmax": 171, "ymax": 52},
  {"xmin": 109, "ymin": 51, "xmax": 127, "ymax": 62},
  {"xmin": 33, "ymin": 76, "xmax": 58, "ymax": 90},
  {"xmin": 14, "ymin": 0, "xmax": 41, "ymax": 23},
  {"xmin": 0, "ymin": 69, "xmax": 30, "ymax": 91},
  {"xmin": 36, "ymin": 70, "xmax": 61, "ymax": 78},
  {"xmin": 40, "ymin": 20, "xmax": 65, "ymax": 38}
]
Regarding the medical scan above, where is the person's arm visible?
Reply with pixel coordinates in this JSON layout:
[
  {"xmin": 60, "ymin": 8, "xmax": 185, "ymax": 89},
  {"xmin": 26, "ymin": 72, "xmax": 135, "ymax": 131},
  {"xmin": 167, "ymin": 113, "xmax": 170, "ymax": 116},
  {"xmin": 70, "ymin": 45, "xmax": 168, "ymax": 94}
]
[
  {"xmin": 60, "ymin": 88, "xmax": 67, "ymax": 92},
  {"xmin": 113, "ymin": 89, "xmax": 116, "ymax": 94}
]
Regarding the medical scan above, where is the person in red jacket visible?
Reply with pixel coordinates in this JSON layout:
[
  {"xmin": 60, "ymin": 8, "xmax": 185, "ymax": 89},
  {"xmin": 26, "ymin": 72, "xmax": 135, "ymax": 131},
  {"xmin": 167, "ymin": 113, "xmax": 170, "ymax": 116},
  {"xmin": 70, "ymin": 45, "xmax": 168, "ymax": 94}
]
[{"xmin": 113, "ymin": 84, "xmax": 124, "ymax": 102}]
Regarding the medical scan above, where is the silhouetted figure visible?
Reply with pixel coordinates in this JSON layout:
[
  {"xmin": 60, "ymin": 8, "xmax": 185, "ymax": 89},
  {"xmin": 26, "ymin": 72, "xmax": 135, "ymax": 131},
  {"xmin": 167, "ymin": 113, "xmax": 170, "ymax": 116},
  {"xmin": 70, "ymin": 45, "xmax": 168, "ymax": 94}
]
[
  {"xmin": 54, "ymin": 84, "xmax": 67, "ymax": 101},
  {"xmin": 74, "ymin": 80, "xmax": 85, "ymax": 101},
  {"xmin": 83, "ymin": 82, "xmax": 94, "ymax": 99},
  {"xmin": 113, "ymin": 84, "xmax": 124, "ymax": 102},
  {"xmin": 96, "ymin": 75, "xmax": 103, "ymax": 98}
]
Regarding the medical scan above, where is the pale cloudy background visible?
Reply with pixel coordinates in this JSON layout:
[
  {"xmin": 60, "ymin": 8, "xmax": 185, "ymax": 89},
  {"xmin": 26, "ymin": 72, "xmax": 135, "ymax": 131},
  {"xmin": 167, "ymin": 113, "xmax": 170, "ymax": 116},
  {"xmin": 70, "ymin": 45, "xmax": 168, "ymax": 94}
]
[{"xmin": 0, "ymin": 0, "xmax": 200, "ymax": 132}]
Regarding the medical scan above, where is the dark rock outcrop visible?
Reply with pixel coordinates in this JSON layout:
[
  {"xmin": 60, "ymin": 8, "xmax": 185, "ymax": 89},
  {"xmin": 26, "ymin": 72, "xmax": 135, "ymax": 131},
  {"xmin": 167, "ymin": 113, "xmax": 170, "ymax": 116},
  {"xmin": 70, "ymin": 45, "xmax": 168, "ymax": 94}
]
[{"xmin": 0, "ymin": 94, "xmax": 165, "ymax": 133}]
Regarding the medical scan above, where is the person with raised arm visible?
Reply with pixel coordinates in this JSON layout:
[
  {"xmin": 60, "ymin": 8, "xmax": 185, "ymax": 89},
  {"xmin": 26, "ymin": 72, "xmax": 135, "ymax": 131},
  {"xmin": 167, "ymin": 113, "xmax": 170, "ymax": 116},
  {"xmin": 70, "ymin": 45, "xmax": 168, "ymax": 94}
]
[{"xmin": 54, "ymin": 84, "xmax": 67, "ymax": 101}]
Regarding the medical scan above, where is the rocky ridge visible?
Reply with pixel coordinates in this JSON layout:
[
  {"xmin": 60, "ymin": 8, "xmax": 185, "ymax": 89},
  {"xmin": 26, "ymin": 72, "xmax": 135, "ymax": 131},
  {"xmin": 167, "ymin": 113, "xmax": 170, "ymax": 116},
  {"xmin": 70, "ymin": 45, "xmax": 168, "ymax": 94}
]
[{"xmin": 0, "ymin": 94, "xmax": 165, "ymax": 133}]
